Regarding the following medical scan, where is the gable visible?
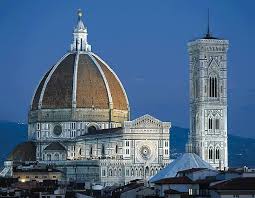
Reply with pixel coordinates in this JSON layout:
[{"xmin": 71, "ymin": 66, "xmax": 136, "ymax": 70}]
[
  {"xmin": 208, "ymin": 58, "xmax": 220, "ymax": 74},
  {"xmin": 130, "ymin": 114, "xmax": 163, "ymax": 128}
]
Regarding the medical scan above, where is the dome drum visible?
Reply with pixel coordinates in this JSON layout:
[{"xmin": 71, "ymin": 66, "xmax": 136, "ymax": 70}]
[{"xmin": 28, "ymin": 108, "xmax": 129, "ymax": 123}]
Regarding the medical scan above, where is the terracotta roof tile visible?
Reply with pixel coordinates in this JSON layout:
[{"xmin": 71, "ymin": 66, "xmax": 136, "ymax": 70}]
[
  {"xmin": 210, "ymin": 177, "xmax": 255, "ymax": 190},
  {"xmin": 155, "ymin": 176, "xmax": 193, "ymax": 184},
  {"xmin": 31, "ymin": 68, "xmax": 52, "ymax": 110},
  {"xmin": 31, "ymin": 52, "xmax": 129, "ymax": 123},
  {"xmin": 178, "ymin": 168, "xmax": 207, "ymax": 174},
  {"xmin": 164, "ymin": 189, "xmax": 181, "ymax": 194},
  {"xmin": 93, "ymin": 55, "xmax": 128, "ymax": 111},
  {"xmin": 8, "ymin": 141, "xmax": 36, "ymax": 162},
  {"xmin": 44, "ymin": 142, "xmax": 66, "ymax": 151},
  {"xmin": 42, "ymin": 54, "xmax": 75, "ymax": 108},
  {"xmin": 76, "ymin": 54, "xmax": 109, "ymax": 108}
]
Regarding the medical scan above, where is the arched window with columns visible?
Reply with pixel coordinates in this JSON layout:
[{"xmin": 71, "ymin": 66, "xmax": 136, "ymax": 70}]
[
  {"xmin": 108, "ymin": 169, "xmax": 112, "ymax": 176},
  {"xmin": 209, "ymin": 76, "xmax": 218, "ymax": 98},
  {"xmin": 115, "ymin": 145, "xmax": 118, "ymax": 154},
  {"xmin": 135, "ymin": 169, "xmax": 138, "ymax": 177},
  {"xmin": 209, "ymin": 147, "xmax": 213, "ymax": 160},
  {"xmin": 209, "ymin": 118, "xmax": 213, "ymax": 130},
  {"xmin": 101, "ymin": 144, "xmax": 105, "ymax": 156},
  {"xmin": 215, "ymin": 148, "xmax": 220, "ymax": 160},
  {"xmin": 139, "ymin": 168, "xmax": 143, "ymax": 177},
  {"xmin": 54, "ymin": 153, "xmax": 59, "ymax": 161},
  {"xmin": 47, "ymin": 154, "xmax": 51, "ymax": 161},
  {"xmin": 145, "ymin": 166, "xmax": 149, "ymax": 177},
  {"xmin": 131, "ymin": 169, "xmax": 134, "ymax": 176},
  {"xmin": 118, "ymin": 168, "xmax": 122, "ymax": 176},
  {"xmin": 150, "ymin": 168, "xmax": 154, "ymax": 176},
  {"xmin": 90, "ymin": 146, "xmax": 93, "ymax": 157}
]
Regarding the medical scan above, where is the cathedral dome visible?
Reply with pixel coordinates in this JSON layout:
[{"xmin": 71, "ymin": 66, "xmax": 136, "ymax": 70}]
[
  {"xmin": 29, "ymin": 10, "xmax": 129, "ymax": 124},
  {"xmin": 7, "ymin": 141, "xmax": 36, "ymax": 162},
  {"xmin": 31, "ymin": 52, "xmax": 129, "ymax": 112}
]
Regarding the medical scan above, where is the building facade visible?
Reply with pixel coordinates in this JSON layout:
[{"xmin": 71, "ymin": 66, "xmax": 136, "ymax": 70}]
[
  {"xmin": 3, "ymin": 10, "xmax": 171, "ymax": 186},
  {"xmin": 187, "ymin": 30, "xmax": 229, "ymax": 169}
]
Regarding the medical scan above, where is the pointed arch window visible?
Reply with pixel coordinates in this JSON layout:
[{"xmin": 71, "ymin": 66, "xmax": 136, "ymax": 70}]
[
  {"xmin": 47, "ymin": 154, "xmax": 51, "ymax": 161},
  {"xmin": 54, "ymin": 153, "xmax": 59, "ymax": 161},
  {"xmin": 145, "ymin": 166, "xmax": 149, "ymax": 176},
  {"xmin": 115, "ymin": 145, "xmax": 118, "ymax": 154},
  {"xmin": 102, "ymin": 144, "xmax": 105, "ymax": 156},
  {"xmin": 109, "ymin": 169, "xmax": 112, "ymax": 176},
  {"xmin": 215, "ymin": 119, "xmax": 220, "ymax": 130},
  {"xmin": 209, "ymin": 118, "xmax": 213, "ymax": 130},
  {"xmin": 131, "ymin": 169, "xmax": 134, "ymax": 176},
  {"xmin": 118, "ymin": 168, "xmax": 122, "ymax": 176},
  {"xmin": 195, "ymin": 78, "xmax": 199, "ymax": 98},
  {"xmin": 90, "ymin": 146, "xmax": 93, "ymax": 157},
  {"xmin": 209, "ymin": 76, "xmax": 218, "ymax": 98},
  {"xmin": 209, "ymin": 148, "xmax": 213, "ymax": 160},
  {"xmin": 76, "ymin": 39, "xmax": 78, "ymax": 51},
  {"xmin": 135, "ymin": 169, "xmax": 138, "ymax": 176},
  {"xmin": 216, "ymin": 148, "xmax": 220, "ymax": 159},
  {"xmin": 150, "ymin": 169, "xmax": 154, "ymax": 176}
]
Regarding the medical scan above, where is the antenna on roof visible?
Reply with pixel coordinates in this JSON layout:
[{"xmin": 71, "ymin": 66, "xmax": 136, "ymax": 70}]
[{"xmin": 206, "ymin": 8, "xmax": 211, "ymax": 38}]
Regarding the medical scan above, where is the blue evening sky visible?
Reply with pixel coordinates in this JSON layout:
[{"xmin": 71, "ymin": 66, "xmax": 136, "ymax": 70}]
[{"xmin": 0, "ymin": 1, "xmax": 254, "ymax": 138}]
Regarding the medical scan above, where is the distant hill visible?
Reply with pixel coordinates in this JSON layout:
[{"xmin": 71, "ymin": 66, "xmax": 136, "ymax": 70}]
[
  {"xmin": 0, "ymin": 121, "xmax": 27, "ymax": 168},
  {"xmin": 171, "ymin": 126, "xmax": 255, "ymax": 167},
  {"xmin": 0, "ymin": 122, "xmax": 254, "ymax": 168}
]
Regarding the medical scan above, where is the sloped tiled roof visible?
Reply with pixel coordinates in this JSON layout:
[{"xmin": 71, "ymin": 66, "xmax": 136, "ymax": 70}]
[
  {"xmin": 44, "ymin": 142, "xmax": 66, "ymax": 151},
  {"xmin": 178, "ymin": 168, "xmax": 207, "ymax": 174},
  {"xmin": 154, "ymin": 176, "xmax": 193, "ymax": 184},
  {"xmin": 164, "ymin": 189, "xmax": 181, "ymax": 194},
  {"xmin": 210, "ymin": 177, "xmax": 255, "ymax": 190},
  {"xmin": 8, "ymin": 141, "xmax": 36, "ymax": 162},
  {"xmin": 88, "ymin": 127, "xmax": 123, "ymax": 135},
  {"xmin": 150, "ymin": 153, "xmax": 215, "ymax": 183}
]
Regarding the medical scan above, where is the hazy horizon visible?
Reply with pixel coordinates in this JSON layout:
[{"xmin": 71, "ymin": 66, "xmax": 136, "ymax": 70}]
[{"xmin": 0, "ymin": 0, "xmax": 255, "ymax": 138}]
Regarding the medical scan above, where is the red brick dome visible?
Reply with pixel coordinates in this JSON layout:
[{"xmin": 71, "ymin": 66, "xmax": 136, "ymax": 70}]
[{"xmin": 29, "ymin": 52, "xmax": 129, "ymax": 124}]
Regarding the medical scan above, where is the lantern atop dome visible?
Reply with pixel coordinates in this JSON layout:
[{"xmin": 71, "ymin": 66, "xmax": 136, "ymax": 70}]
[{"xmin": 71, "ymin": 9, "xmax": 91, "ymax": 52}]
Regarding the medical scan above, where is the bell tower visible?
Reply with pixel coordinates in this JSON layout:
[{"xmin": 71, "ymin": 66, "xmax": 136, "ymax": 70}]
[{"xmin": 187, "ymin": 19, "xmax": 229, "ymax": 169}]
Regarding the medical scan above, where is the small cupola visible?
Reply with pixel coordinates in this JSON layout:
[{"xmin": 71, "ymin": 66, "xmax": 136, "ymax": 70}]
[{"xmin": 70, "ymin": 9, "xmax": 91, "ymax": 52}]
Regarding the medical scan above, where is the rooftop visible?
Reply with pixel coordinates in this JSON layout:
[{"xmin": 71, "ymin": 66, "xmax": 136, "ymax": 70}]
[
  {"xmin": 154, "ymin": 176, "xmax": 193, "ymax": 185},
  {"xmin": 164, "ymin": 189, "xmax": 181, "ymax": 194},
  {"xmin": 211, "ymin": 177, "xmax": 255, "ymax": 190},
  {"xmin": 150, "ymin": 153, "xmax": 215, "ymax": 182},
  {"xmin": 178, "ymin": 168, "xmax": 207, "ymax": 174},
  {"xmin": 44, "ymin": 142, "xmax": 66, "ymax": 151}
]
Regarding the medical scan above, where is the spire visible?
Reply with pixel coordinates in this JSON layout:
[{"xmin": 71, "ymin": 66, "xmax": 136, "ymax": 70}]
[
  {"xmin": 203, "ymin": 9, "xmax": 217, "ymax": 39},
  {"xmin": 206, "ymin": 8, "xmax": 211, "ymax": 38},
  {"xmin": 71, "ymin": 9, "xmax": 91, "ymax": 52},
  {"xmin": 78, "ymin": 9, "xmax": 82, "ymax": 20}
]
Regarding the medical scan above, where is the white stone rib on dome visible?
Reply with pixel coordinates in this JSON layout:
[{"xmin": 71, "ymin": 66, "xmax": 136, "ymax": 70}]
[
  {"xmin": 91, "ymin": 52, "xmax": 130, "ymax": 111},
  {"xmin": 88, "ymin": 52, "xmax": 113, "ymax": 108},
  {"xmin": 150, "ymin": 153, "xmax": 215, "ymax": 183},
  {"xmin": 38, "ymin": 53, "xmax": 71, "ymax": 109}
]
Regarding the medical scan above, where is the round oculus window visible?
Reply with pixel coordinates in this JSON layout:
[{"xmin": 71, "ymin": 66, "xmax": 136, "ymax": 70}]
[
  {"xmin": 53, "ymin": 125, "xmax": 62, "ymax": 136},
  {"xmin": 140, "ymin": 145, "xmax": 151, "ymax": 160}
]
